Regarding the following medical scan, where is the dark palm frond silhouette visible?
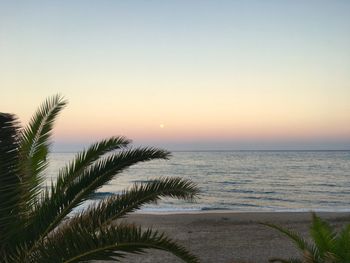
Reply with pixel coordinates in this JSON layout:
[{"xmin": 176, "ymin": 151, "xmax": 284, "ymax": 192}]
[
  {"xmin": 262, "ymin": 212, "xmax": 350, "ymax": 263},
  {"xmin": 0, "ymin": 95, "xmax": 200, "ymax": 263}
]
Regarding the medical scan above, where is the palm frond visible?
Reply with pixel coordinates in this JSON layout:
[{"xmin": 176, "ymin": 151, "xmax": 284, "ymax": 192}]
[
  {"xmin": 309, "ymin": 213, "xmax": 336, "ymax": 258},
  {"xmin": 56, "ymin": 136, "xmax": 131, "ymax": 191},
  {"xmin": 0, "ymin": 113, "xmax": 22, "ymax": 248},
  {"xmin": 1, "ymin": 95, "xmax": 199, "ymax": 263},
  {"xmin": 19, "ymin": 94, "xmax": 67, "ymax": 206},
  {"xmin": 63, "ymin": 147, "xmax": 170, "ymax": 212},
  {"xmin": 34, "ymin": 223, "xmax": 199, "ymax": 263},
  {"xmin": 23, "ymin": 147, "xmax": 170, "ymax": 255},
  {"xmin": 333, "ymin": 224, "xmax": 350, "ymax": 262},
  {"xmin": 54, "ymin": 147, "xmax": 170, "ymax": 222},
  {"xmin": 261, "ymin": 221, "xmax": 310, "ymax": 253},
  {"xmin": 67, "ymin": 177, "xmax": 198, "ymax": 230},
  {"xmin": 24, "ymin": 136, "xmax": 129, "ymax": 243},
  {"xmin": 264, "ymin": 213, "xmax": 350, "ymax": 263},
  {"xmin": 2, "ymin": 241, "xmax": 31, "ymax": 263}
]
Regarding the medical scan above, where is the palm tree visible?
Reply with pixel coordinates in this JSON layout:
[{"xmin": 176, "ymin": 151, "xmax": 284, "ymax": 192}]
[
  {"xmin": 0, "ymin": 95, "xmax": 200, "ymax": 263},
  {"xmin": 262, "ymin": 213, "xmax": 350, "ymax": 263}
]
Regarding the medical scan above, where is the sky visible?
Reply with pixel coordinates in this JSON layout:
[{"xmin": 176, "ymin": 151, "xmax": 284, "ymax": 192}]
[{"xmin": 1, "ymin": 1, "xmax": 350, "ymax": 151}]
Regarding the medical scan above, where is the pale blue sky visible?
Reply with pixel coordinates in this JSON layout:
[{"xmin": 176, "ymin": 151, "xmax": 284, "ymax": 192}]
[{"xmin": 1, "ymin": 1, "xmax": 349, "ymax": 150}]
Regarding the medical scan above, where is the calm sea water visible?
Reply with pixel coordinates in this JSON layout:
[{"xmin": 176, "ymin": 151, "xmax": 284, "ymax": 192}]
[{"xmin": 47, "ymin": 151, "xmax": 350, "ymax": 212}]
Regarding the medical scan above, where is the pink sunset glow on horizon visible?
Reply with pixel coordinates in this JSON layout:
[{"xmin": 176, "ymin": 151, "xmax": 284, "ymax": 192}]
[{"xmin": 1, "ymin": 1, "xmax": 349, "ymax": 150}]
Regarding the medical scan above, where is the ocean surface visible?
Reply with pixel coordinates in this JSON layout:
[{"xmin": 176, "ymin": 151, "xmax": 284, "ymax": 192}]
[{"xmin": 47, "ymin": 151, "xmax": 350, "ymax": 213}]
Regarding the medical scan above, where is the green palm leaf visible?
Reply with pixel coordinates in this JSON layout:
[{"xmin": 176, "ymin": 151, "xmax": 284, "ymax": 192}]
[
  {"xmin": 0, "ymin": 113, "xmax": 22, "ymax": 247},
  {"xmin": 67, "ymin": 177, "xmax": 198, "ymax": 231},
  {"xmin": 19, "ymin": 94, "xmax": 67, "ymax": 206},
  {"xmin": 56, "ymin": 136, "xmax": 130, "ymax": 190},
  {"xmin": 261, "ymin": 222, "xmax": 310, "ymax": 252},
  {"xmin": 262, "ymin": 221, "xmax": 322, "ymax": 262},
  {"xmin": 334, "ymin": 224, "xmax": 350, "ymax": 262},
  {"xmin": 35, "ymin": 223, "xmax": 199, "ymax": 263},
  {"xmin": 38, "ymin": 148, "xmax": 170, "ymax": 237},
  {"xmin": 1, "ymin": 95, "xmax": 199, "ymax": 262},
  {"xmin": 309, "ymin": 213, "xmax": 336, "ymax": 259},
  {"xmin": 264, "ymin": 213, "xmax": 350, "ymax": 263},
  {"xmin": 26, "ymin": 136, "xmax": 131, "ymax": 241}
]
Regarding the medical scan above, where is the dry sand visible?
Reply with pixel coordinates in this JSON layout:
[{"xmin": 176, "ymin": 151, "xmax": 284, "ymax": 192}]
[{"xmin": 115, "ymin": 211, "xmax": 350, "ymax": 263}]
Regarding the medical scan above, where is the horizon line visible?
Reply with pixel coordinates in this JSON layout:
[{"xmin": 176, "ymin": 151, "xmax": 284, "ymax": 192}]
[{"xmin": 50, "ymin": 149, "xmax": 350, "ymax": 154}]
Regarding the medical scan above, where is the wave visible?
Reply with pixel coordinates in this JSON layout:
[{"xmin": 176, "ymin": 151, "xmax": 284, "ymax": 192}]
[{"xmin": 90, "ymin": 192, "xmax": 114, "ymax": 199}]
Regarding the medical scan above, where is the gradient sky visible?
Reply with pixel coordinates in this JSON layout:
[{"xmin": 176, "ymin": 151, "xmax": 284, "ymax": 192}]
[{"xmin": 1, "ymin": 1, "xmax": 350, "ymax": 150}]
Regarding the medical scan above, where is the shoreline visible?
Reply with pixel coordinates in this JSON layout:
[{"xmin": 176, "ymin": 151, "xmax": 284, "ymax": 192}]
[
  {"xmin": 117, "ymin": 211, "xmax": 350, "ymax": 263},
  {"xmin": 134, "ymin": 209, "xmax": 350, "ymax": 215}
]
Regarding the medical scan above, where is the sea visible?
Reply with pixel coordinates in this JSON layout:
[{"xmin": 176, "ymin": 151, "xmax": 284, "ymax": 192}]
[{"xmin": 47, "ymin": 151, "xmax": 350, "ymax": 213}]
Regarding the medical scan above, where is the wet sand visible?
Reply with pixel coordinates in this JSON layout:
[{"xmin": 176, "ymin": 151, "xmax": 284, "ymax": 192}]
[{"xmin": 116, "ymin": 211, "xmax": 350, "ymax": 263}]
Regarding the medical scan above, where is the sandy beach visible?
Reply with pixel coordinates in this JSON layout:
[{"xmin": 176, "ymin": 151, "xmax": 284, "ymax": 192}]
[{"xmin": 116, "ymin": 212, "xmax": 350, "ymax": 263}]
